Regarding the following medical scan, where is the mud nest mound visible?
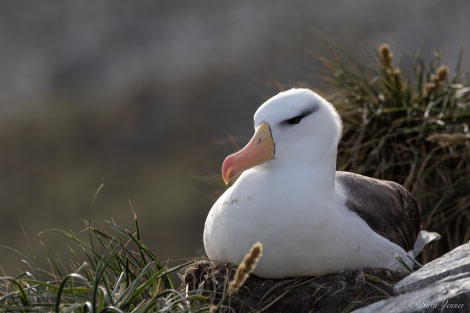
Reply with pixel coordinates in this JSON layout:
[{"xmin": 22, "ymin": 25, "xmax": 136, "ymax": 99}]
[{"xmin": 179, "ymin": 260, "xmax": 409, "ymax": 313}]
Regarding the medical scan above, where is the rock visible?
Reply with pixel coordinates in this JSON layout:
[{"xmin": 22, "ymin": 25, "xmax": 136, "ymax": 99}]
[
  {"xmin": 352, "ymin": 276, "xmax": 470, "ymax": 313},
  {"xmin": 394, "ymin": 242, "xmax": 470, "ymax": 294},
  {"xmin": 353, "ymin": 242, "xmax": 470, "ymax": 313},
  {"xmin": 180, "ymin": 242, "xmax": 470, "ymax": 312}
]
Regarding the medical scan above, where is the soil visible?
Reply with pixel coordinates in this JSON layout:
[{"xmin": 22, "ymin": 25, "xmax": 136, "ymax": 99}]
[{"xmin": 179, "ymin": 260, "xmax": 409, "ymax": 313}]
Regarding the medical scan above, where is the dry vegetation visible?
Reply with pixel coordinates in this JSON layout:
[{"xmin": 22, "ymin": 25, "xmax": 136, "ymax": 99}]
[{"xmin": 181, "ymin": 259, "xmax": 409, "ymax": 313}]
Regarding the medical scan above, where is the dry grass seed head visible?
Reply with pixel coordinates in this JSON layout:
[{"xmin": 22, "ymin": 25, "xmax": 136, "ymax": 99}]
[
  {"xmin": 435, "ymin": 65, "xmax": 450, "ymax": 82},
  {"xmin": 425, "ymin": 65, "xmax": 450, "ymax": 96},
  {"xmin": 228, "ymin": 242, "xmax": 263, "ymax": 294},
  {"xmin": 426, "ymin": 133, "xmax": 470, "ymax": 147},
  {"xmin": 378, "ymin": 44, "xmax": 394, "ymax": 72}
]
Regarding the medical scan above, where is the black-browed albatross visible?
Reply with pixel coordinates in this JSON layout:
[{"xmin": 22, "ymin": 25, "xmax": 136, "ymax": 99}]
[{"xmin": 203, "ymin": 88, "xmax": 440, "ymax": 279}]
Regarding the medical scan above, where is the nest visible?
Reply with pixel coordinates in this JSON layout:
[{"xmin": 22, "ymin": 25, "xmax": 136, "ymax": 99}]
[{"xmin": 179, "ymin": 260, "xmax": 409, "ymax": 313}]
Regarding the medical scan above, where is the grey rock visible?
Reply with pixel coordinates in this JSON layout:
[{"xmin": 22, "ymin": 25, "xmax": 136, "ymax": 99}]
[
  {"xmin": 353, "ymin": 242, "xmax": 470, "ymax": 313},
  {"xmin": 395, "ymin": 241, "xmax": 470, "ymax": 294},
  {"xmin": 352, "ymin": 276, "xmax": 470, "ymax": 313}
]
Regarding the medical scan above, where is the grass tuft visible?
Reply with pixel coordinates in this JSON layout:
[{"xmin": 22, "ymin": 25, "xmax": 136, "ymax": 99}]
[
  {"xmin": 0, "ymin": 215, "xmax": 211, "ymax": 312},
  {"xmin": 319, "ymin": 43, "xmax": 470, "ymax": 263}
]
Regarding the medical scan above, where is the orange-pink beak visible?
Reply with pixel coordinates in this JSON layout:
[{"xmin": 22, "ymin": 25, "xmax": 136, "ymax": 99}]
[{"xmin": 222, "ymin": 121, "xmax": 275, "ymax": 184}]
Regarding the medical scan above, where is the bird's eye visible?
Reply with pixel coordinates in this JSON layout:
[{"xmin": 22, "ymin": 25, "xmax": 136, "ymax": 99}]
[
  {"xmin": 285, "ymin": 115, "xmax": 303, "ymax": 125},
  {"xmin": 281, "ymin": 107, "xmax": 317, "ymax": 126}
]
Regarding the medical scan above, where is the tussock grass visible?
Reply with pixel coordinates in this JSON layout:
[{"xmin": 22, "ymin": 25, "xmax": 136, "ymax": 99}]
[
  {"xmin": 0, "ymin": 212, "xmax": 210, "ymax": 312},
  {"xmin": 320, "ymin": 44, "xmax": 470, "ymax": 262}
]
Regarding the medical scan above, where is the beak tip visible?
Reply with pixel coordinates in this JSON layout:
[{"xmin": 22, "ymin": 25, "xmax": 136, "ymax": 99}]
[{"xmin": 221, "ymin": 156, "xmax": 233, "ymax": 185}]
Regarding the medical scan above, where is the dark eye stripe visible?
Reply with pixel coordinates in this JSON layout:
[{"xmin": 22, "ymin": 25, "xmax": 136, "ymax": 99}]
[
  {"xmin": 285, "ymin": 115, "xmax": 303, "ymax": 125},
  {"xmin": 282, "ymin": 107, "xmax": 317, "ymax": 126}
]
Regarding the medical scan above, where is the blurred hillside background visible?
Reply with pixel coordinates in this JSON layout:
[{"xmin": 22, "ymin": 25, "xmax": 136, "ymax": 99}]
[{"xmin": 1, "ymin": 0, "xmax": 469, "ymax": 274}]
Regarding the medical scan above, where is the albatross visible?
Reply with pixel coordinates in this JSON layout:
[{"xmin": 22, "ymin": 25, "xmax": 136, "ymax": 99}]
[{"xmin": 204, "ymin": 88, "xmax": 440, "ymax": 279}]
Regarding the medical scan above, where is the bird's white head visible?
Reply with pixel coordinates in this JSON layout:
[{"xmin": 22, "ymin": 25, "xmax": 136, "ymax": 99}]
[{"xmin": 222, "ymin": 88, "xmax": 343, "ymax": 184}]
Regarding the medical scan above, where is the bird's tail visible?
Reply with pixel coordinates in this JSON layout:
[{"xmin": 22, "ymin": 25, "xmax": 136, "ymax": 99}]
[{"xmin": 412, "ymin": 230, "xmax": 441, "ymax": 257}]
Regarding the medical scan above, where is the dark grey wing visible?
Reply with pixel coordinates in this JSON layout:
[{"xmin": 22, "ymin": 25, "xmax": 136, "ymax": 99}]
[{"xmin": 336, "ymin": 171, "xmax": 420, "ymax": 252}]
